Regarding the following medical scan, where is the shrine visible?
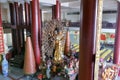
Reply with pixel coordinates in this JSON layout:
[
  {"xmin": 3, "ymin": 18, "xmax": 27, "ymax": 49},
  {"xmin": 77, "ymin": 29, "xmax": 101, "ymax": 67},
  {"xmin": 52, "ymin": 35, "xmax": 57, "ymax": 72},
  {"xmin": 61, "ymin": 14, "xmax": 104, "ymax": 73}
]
[{"xmin": 0, "ymin": 0, "xmax": 120, "ymax": 80}]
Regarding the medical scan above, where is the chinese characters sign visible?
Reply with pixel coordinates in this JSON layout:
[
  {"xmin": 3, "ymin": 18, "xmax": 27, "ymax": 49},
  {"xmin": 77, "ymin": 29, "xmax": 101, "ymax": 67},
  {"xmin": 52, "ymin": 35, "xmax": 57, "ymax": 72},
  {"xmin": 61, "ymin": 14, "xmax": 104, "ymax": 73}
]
[{"xmin": 0, "ymin": 27, "xmax": 4, "ymax": 53}]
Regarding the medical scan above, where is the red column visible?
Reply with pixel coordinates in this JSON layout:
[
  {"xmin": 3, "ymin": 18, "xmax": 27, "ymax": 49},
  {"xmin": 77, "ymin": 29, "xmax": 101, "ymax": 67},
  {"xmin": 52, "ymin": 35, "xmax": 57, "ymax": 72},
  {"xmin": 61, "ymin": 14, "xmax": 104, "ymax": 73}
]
[
  {"xmin": 19, "ymin": 4, "xmax": 25, "ymax": 50},
  {"xmin": 28, "ymin": 1, "xmax": 32, "ymax": 33},
  {"xmin": 9, "ymin": 3, "xmax": 17, "ymax": 55},
  {"xmin": 40, "ymin": 9, "xmax": 42, "ymax": 26},
  {"xmin": 9, "ymin": 3, "xmax": 16, "ymax": 25},
  {"xmin": 25, "ymin": 2, "xmax": 29, "ymax": 26},
  {"xmin": 38, "ymin": 7, "xmax": 42, "ymax": 56},
  {"xmin": 31, "ymin": 0, "xmax": 41, "ymax": 67},
  {"xmin": 19, "ymin": 4, "xmax": 24, "ymax": 25},
  {"xmin": 25, "ymin": 2, "xmax": 31, "ymax": 33},
  {"xmin": 14, "ymin": 2, "xmax": 19, "ymax": 25},
  {"xmin": 19, "ymin": 4, "xmax": 23, "ymax": 25},
  {"xmin": 29, "ymin": 1, "xmax": 32, "ymax": 26},
  {"xmin": 113, "ymin": 2, "xmax": 120, "ymax": 64},
  {"xmin": 14, "ymin": 2, "xmax": 21, "ymax": 54},
  {"xmin": 79, "ymin": 0, "xmax": 98, "ymax": 80},
  {"xmin": 52, "ymin": 5, "xmax": 56, "ymax": 19},
  {"xmin": 55, "ymin": 0, "xmax": 61, "ymax": 20}
]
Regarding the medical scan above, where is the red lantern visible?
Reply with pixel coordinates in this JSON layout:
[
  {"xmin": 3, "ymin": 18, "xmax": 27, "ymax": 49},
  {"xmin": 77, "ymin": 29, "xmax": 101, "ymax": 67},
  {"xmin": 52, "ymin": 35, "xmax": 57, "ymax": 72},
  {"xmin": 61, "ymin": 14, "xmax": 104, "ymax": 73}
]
[
  {"xmin": 100, "ymin": 34, "xmax": 106, "ymax": 40},
  {"xmin": 110, "ymin": 34, "xmax": 115, "ymax": 39}
]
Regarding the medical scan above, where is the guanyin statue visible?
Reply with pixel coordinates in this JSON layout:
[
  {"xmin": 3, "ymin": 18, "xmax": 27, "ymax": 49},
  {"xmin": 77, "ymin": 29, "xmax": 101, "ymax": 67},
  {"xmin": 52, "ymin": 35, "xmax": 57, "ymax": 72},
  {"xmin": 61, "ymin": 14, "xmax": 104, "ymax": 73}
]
[{"xmin": 54, "ymin": 28, "xmax": 64, "ymax": 62}]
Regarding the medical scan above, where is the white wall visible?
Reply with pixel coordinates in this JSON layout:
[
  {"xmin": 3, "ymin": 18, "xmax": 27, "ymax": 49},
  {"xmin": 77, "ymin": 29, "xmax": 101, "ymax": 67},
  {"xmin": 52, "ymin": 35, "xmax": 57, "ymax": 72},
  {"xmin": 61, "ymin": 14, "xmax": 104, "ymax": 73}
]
[
  {"xmin": 102, "ymin": 13, "xmax": 117, "ymax": 23},
  {"xmin": 63, "ymin": 12, "xmax": 117, "ymax": 23},
  {"xmin": 64, "ymin": 13, "xmax": 117, "ymax": 23},
  {"xmin": 4, "ymin": 33, "xmax": 12, "ymax": 47},
  {"xmin": 1, "ymin": 3, "xmax": 10, "ymax": 23},
  {"xmin": 0, "ymin": 2, "xmax": 117, "ymax": 23},
  {"xmin": 64, "ymin": 13, "xmax": 80, "ymax": 22},
  {"xmin": 43, "ymin": 12, "xmax": 52, "ymax": 21},
  {"xmin": 42, "ymin": 10, "xmax": 80, "ymax": 22}
]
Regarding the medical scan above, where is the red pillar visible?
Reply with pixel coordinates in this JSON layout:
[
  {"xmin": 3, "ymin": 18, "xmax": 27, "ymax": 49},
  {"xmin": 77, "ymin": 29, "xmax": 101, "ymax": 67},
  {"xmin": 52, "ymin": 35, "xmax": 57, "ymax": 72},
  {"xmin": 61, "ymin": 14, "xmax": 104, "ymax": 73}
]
[
  {"xmin": 28, "ymin": 1, "xmax": 32, "ymax": 33},
  {"xmin": 79, "ymin": 0, "xmax": 98, "ymax": 80},
  {"xmin": 14, "ymin": 2, "xmax": 19, "ymax": 25},
  {"xmin": 25, "ymin": 2, "xmax": 31, "ymax": 33},
  {"xmin": 19, "ymin": 4, "xmax": 25, "ymax": 50},
  {"xmin": 14, "ymin": 2, "xmax": 21, "ymax": 54},
  {"xmin": 113, "ymin": 2, "xmax": 120, "ymax": 64},
  {"xmin": 19, "ymin": 4, "xmax": 24, "ymax": 25},
  {"xmin": 25, "ymin": 2, "xmax": 29, "ymax": 26},
  {"xmin": 52, "ymin": 5, "xmax": 56, "ymax": 19},
  {"xmin": 40, "ymin": 9, "xmax": 42, "ymax": 26},
  {"xmin": 38, "ymin": 7, "xmax": 42, "ymax": 56},
  {"xmin": 9, "ymin": 3, "xmax": 16, "ymax": 25},
  {"xmin": 55, "ymin": 0, "xmax": 61, "ymax": 20},
  {"xmin": 29, "ymin": 1, "xmax": 32, "ymax": 26},
  {"xmin": 31, "ymin": 0, "xmax": 41, "ymax": 67},
  {"xmin": 9, "ymin": 3, "xmax": 17, "ymax": 55}
]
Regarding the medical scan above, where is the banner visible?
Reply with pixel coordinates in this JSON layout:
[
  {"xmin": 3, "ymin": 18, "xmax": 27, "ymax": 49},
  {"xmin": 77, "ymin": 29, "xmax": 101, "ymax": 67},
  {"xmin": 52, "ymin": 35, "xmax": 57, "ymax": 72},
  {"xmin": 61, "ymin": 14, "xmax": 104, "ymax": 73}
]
[{"xmin": 0, "ymin": 27, "xmax": 4, "ymax": 53}]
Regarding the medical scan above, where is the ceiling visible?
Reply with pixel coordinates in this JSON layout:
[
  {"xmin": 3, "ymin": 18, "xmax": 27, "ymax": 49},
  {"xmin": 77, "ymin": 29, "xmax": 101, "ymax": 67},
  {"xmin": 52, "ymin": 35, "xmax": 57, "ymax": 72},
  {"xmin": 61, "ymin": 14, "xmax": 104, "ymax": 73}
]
[
  {"xmin": 0, "ymin": 0, "xmax": 118, "ymax": 12},
  {"xmin": 59, "ymin": 0, "xmax": 79, "ymax": 3},
  {"xmin": 103, "ymin": 0, "xmax": 117, "ymax": 11}
]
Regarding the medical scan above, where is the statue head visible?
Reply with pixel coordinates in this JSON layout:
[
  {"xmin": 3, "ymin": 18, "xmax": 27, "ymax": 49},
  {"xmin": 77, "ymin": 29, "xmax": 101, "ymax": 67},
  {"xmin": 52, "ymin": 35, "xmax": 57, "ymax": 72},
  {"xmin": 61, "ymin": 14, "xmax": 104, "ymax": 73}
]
[{"xmin": 54, "ymin": 27, "xmax": 62, "ymax": 35}]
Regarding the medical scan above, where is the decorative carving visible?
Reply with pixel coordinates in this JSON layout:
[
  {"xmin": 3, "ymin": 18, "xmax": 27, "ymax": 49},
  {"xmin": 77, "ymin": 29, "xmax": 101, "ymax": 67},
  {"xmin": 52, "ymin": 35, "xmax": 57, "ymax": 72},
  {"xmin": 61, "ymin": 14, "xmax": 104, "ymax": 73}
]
[
  {"xmin": 42, "ymin": 20, "xmax": 64, "ymax": 61},
  {"xmin": 94, "ymin": 0, "xmax": 103, "ymax": 80}
]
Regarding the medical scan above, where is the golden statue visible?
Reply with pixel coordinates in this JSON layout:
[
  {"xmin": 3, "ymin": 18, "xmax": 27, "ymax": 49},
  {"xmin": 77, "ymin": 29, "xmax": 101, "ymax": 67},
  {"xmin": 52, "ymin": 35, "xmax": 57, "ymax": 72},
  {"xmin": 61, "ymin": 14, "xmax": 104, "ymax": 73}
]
[{"xmin": 54, "ymin": 28, "xmax": 64, "ymax": 62}]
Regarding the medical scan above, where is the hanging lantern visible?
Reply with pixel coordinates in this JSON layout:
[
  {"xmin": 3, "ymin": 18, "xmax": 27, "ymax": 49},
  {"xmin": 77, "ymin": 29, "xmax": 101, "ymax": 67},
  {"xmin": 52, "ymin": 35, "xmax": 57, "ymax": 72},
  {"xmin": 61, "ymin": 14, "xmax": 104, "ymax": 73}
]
[
  {"xmin": 110, "ymin": 33, "xmax": 115, "ymax": 39},
  {"xmin": 100, "ymin": 34, "xmax": 106, "ymax": 41}
]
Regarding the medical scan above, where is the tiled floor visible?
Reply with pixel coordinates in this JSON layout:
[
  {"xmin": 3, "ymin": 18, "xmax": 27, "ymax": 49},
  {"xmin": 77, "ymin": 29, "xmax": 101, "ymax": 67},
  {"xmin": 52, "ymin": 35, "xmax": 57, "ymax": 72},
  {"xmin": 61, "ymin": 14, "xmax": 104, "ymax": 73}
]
[
  {"xmin": 0, "ymin": 66, "xmax": 67, "ymax": 80},
  {"xmin": 0, "ymin": 66, "xmax": 23, "ymax": 80},
  {"xmin": 0, "ymin": 66, "xmax": 38, "ymax": 80},
  {"xmin": 0, "ymin": 75, "xmax": 11, "ymax": 80}
]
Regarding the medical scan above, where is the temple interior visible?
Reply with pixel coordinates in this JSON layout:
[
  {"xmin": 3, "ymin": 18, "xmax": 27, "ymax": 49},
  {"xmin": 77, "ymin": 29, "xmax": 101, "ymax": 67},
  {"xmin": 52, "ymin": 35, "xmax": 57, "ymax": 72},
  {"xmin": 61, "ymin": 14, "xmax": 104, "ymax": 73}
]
[{"xmin": 0, "ymin": 0, "xmax": 120, "ymax": 80}]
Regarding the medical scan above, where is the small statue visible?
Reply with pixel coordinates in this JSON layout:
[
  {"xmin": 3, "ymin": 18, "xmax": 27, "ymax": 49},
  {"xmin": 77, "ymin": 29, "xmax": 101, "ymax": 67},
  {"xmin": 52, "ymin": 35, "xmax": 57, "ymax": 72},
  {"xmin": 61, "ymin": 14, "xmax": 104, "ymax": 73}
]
[
  {"xmin": 65, "ymin": 58, "xmax": 79, "ymax": 80},
  {"xmin": 46, "ymin": 60, "xmax": 51, "ymax": 79},
  {"xmin": 52, "ymin": 65, "xmax": 57, "ymax": 73}
]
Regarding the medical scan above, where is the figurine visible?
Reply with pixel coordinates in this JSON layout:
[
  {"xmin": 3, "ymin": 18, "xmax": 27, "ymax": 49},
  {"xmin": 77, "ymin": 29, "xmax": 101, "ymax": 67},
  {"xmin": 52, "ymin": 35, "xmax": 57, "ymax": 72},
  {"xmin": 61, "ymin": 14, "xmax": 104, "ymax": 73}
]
[
  {"xmin": 67, "ymin": 61, "xmax": 76, "ymax": 80},
  {"xmin": 54, "ymin": 28, "xmax": 64, "ymax": 62},
  {"xmin": 46, "ymin": 60, "xmax": 51, "ymax": 79},
  {"xmin": 74, "ymin": 58, "xmax": 79, "ymax": 73},
  {"xmin": 64, "ymin": 58, "xmax": 79, "ymax": 80}
]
